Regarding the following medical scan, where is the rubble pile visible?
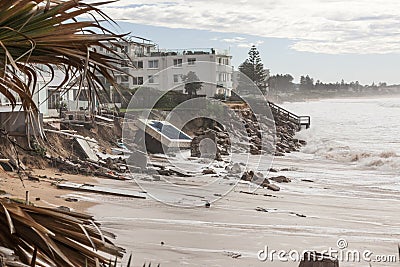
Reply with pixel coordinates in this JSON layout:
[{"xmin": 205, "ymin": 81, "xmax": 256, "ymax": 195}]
[
  {"xmin": 190, "ymin": 128, "xmax": 230, "ymax": 161},
  {"xmin": 239, "ymin": 170, "xmax": 293, "ymax": 192},
  {"xmin": 48, "ymin": 155, "xmax": 129, "ymax": 180},
  {"xmin": 190, "ymin": 107, "xmax": 307, "ymax": 158},
  {"xmin": 273, "ymin": 109, "xmax": 307, "ymax": 155}
]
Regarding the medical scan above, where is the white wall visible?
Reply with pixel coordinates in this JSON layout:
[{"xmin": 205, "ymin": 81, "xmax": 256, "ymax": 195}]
[{"xmin": 129, "ymin": 51, "xmax": 233, "ymax": 97}]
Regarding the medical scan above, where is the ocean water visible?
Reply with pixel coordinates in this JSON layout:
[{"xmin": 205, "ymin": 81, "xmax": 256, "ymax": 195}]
[{"xmin": 278, "ymin": 96, "xmax": 400, "ymax": 198}]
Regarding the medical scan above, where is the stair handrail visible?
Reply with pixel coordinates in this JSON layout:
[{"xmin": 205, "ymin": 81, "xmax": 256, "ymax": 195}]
[{"xmin": 267, "ymin": 101, "xmax": 310, "ymax": 129}]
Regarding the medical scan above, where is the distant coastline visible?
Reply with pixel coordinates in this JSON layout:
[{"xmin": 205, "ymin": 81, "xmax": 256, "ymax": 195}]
[{"xmin": 267, "ymin": 90, "xmax": 400, "ymax": 103}]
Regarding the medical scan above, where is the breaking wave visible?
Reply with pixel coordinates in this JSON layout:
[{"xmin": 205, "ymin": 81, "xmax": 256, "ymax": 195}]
[
  {"xmin": 378, "ymin": 102, "xmax": 400, "ymax": 109},
  {"xmin": 296, "ymin": 129, "xmax": 400, "ymax": 170}
]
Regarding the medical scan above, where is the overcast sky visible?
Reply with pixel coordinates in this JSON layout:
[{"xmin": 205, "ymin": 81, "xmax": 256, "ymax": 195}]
[{"xmin": 99, "ymin": 0, "xmax": 400, "ymax": 84}]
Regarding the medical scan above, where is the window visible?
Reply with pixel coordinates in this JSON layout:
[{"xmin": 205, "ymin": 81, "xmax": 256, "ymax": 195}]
[
  {"xmin": 188, "ymin": 58, "xmax": 196, "ymax": 65},
  {"xmin": 173, "ymin": 74, "xmax": 181, "ymax": 83},
  {"xmin": 173, "ymin": 59, "xmax": 183, "ymax": 67},
  {"xmin": 133, "ymin": 76, "xmax": 143, "ymax": 85},
  {"xmin": 218, "ymin": 73, "xmax": 228, "ymax": 82},
  {"xmin": 148, "ymin": 60, "xmax": 159, "ymax": 69},
  {"xmin": 121, "ymin": 76, "xmax": 129, "ymax": 83},
  {"xmin": 48, "ymin": 90, "xmax": 60, "ymax": 109},
  {"xmin": 148, "ymin": 75, "xmax": 155, "ymax": 84},
  {"xmin": 218, "ymin": 58, "xmax": 229, "ymax": 65},
  {"xmin": 133, "ymin": 60, "xmax": 143, "ymax": 69},
  {"xmin": 121, "ymin": 60, "xmax": 129, "ymax": 68}
]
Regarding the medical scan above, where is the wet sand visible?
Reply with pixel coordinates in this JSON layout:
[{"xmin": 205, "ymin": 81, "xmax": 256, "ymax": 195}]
[
  {"xmin": 2, "ymin": 161, "xmax": 399, "ymax": 267},
  {"xmin": 87, "ymin": 158, "xmax": 400, "ymax": 267}
]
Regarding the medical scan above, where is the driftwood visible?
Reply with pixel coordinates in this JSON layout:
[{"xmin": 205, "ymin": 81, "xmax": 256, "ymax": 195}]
[{"xmin": 57, "ymin": 182, "xmax": 146, "ymax": 199}]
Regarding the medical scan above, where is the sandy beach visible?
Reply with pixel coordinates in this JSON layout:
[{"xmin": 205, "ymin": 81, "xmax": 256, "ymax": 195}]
[
  {"xmin": 0, "ymin": 167, "xmax": 97, "ymax": 212},
  {"xmin": 84, "ymin": 154, "xmax": 400, "ymax": 267},
  {"xmin": 1, "ymin": 157, "xmax": 399, "ymax": 267},
  {"xmin": 3, "ymin": 141, "xmax": 400, "ymax": 267}
]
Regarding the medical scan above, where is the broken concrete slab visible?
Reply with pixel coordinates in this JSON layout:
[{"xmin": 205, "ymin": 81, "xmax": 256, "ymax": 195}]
[{"xmin": 75, "ymin": 138, "xmax": 98, "ymax": 162}]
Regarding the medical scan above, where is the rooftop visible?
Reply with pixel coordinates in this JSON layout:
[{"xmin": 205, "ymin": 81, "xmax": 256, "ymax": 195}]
[{"xmin": 142, "ymin": 48, "xmax": 231, "ymax": 57}]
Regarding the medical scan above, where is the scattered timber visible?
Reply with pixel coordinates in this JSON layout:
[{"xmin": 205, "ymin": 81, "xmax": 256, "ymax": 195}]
[{"xmin": 57, "ymin": 182, "xmax": 146, "ymax": 199}]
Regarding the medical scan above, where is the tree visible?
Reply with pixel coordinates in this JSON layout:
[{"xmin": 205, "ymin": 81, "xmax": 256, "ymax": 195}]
[
  {"xmin": 238, "ymin": 45, "xmax": 267, "ymax": 93},
  {"xmin": 299, "ymin": 75, "xmax": 314, "ymax": 91},
  {"xmin": 0, "ymin": 0, "xmax": 124, "ymax": 138},
  {"xmin": 267, "ymin": 74, "xmax": 294, "ymax": 92},
  {"xmin": 182, "ymin": 71, "xmax": 203, "ymax": 96}
]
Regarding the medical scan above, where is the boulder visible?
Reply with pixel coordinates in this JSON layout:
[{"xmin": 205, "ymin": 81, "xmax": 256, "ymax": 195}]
[
  {"xmin": 270, "ymin": 175, "xmax": 291, "ymax": 183},
  {"xmin": 231, "ymin": 163, "xmax": 242, "ymax": 174},
  {"xmin": 266, "ymin": 184, "xmax": 280, "ymax": 191},
  {"xmin": 203, "ymin": 168, "xmax": 216, "ymax": 175},
  {"xmin": 240, "ymin": 170, "xmax": 254, "ymax": 181},
  {"xmin": 260, "ymin": 179, "xmax": 270, "ymax": 187}
]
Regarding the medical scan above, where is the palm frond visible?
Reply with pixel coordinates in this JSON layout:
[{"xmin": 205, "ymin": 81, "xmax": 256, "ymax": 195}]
[
  {"xmin": 0, "ymin": 198, "xmax": 125, "ymax": 267},
  {"xmin": 0, "ymin": 0, "xmax": 126, "ymax": 137}
]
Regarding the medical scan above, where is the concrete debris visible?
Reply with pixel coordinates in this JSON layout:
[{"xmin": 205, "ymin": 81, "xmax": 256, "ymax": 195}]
[
  {"xmin": 75, "ymin": 137, "xmax": 98, "ymax": 162},
  {"xmin": 48, "ymin": 155, "xmax": 130, "ymax": 180},
  {"xmin": 202, "ymin": 168, "xmax": 216, "ymax": 175},
  {"xmin": 255, "ymin": 207, "xmax": 268, "ymax": 212},
  {"xmin": 136, "ymin": 119, "xmax": 192, "ymax": 154},
  {"xmin": 270, "ymin": 176, "xmax": 291, "ymax": 183},
  {"xmin": 265, "ymin": 184, "xmax": 280, "ymax": 191},
  {"xmin": 191, "ymin": 129, "xmax": 223, "ymax": 161}
]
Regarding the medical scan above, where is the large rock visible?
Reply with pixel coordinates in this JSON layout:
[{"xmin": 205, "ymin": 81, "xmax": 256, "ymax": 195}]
[
  {"xmin": 270, "ymin": 175, "xmax": 291, "ymax": 183},
  {"xmin": 240, "ymin": 170, "xmax": 254, "ymax": 181},
  {"xmin": 266, "ymin": 184, "xmax": 280, "ymax": 191},
  {"xmin": 260, "ymin": 179, "xmax": 270, "ymax": 187},
  {"xmin": 191, "ymin": 128, "xmax": 229, "ymax": 160},
  {"xmin": 202, "ymin": 168, "xmax": 216, "ymax": 175},
  {"xmin": 231, "ymin": 163, "xmax": 242, "ymax": 174}
]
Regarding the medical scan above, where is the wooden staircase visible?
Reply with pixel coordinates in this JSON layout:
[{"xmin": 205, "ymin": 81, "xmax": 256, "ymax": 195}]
[{"xmin": 268, "ymin": 101, "xmax": 310, "ymax": 130}]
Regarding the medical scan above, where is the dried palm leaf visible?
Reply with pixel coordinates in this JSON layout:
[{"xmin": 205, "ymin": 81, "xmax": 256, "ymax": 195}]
[
  {"xmin": 0, "ymin": 0, "xmax": 127, "ymax": 139},
  {"xmin": 0, "ymin": 198, "xmax": 125, "ymax": 267}
]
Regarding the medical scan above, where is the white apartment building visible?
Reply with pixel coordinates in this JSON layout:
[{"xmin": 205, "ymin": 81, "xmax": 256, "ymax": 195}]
[
  {"xmin": 0, "ymin": 39, "xmax": 234, "ymax": 118},
  {"xmin": 95, "ymin": 39, "xmax": 234, "ymax": 98},
  {"xmin": 128, "ymin": 48, "xmax": 234, "ymax": 97}
]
